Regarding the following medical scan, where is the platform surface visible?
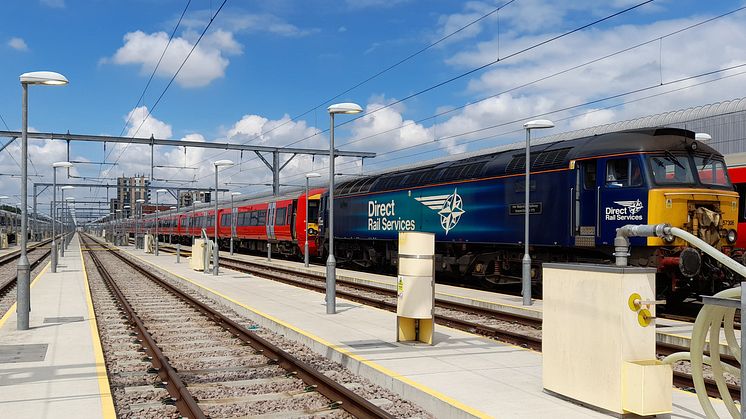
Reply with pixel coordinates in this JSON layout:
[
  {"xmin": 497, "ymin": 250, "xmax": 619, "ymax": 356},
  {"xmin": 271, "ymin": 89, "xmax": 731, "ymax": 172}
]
[
  {"xmin": 122, "ymin": 243, "xmax": 731, "ymax": 418},
  {"xmin": 159, "ymin": 242, "xmax": 726, "ymax": 352},
  {"xmin": 0, "ymin": 235, "xmax": 114, "ymax": 419}
]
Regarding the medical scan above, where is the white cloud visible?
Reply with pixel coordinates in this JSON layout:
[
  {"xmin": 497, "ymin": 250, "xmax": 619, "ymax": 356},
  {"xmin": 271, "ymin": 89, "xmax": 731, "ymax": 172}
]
[
  {"xmin": 8, "ymin": 37, "xmax": 28, "ymax": 51},
  {"xmin": 181, "ymin": 11, "xmax": 317, "ymax": 38},
  {"xmin": 107, "ymin": 29, "xmax": 242, "ymax": 88},
  {"xmin": 124, "ymin": 106, "xmax": 173, "ymax": 139}
]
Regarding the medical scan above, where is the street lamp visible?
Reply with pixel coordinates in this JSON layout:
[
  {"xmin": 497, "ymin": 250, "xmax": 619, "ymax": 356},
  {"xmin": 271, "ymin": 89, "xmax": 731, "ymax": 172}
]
[
  {"xmin": 135, "ymin": 198, "xmax": 145, "ymax": 249},
  {"xmin": 64, "ymin": 197, "xmax": 75, "ymax": 248},
  {"xmin": 123, "ymin": 205, "xmax": 131, "ymax": 246},
  {"xmin": 155, "ymin": 189, "xmax": 167, "ymax": 255},
  {"xmin": 60, "ymin": 185, "xmax": 74, "ymax": 258},
  {"xmin": 326, "ymin": 102, "xmax": 363, "ymax": 314},
  {"xmin": 18, "ymin": 71, "xmax": 68, "ymax": 331},
  {"xmin": 115, "ymin": 209, "xmax": 122, "ymax": 245},
  {"xmin": 229, "ymin": 192, "xmax": 241, "ymax": 255},
  {"xmin": 51, "ymin": 162, "xmax": 73, "ymax": 272},
  {"xmin": 213, "ymin": 160, "xmax": 234, "ymax": 275},
  {"xmin": 304, "ymin": 172, "xmax": 321, "ymax": 267},
  {"xmin": 0, "ymin": 196, "xmax": 8, "ymax": 242},
  {"xmin": 521, "ymin": 119, "xmax": 554, "ymax": 306}
]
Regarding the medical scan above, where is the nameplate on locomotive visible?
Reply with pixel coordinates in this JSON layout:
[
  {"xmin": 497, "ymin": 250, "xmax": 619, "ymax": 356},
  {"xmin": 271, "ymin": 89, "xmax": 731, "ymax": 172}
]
[{"xmin": 509, "ymin": 203, "xmax": 543, "ymax": 215}]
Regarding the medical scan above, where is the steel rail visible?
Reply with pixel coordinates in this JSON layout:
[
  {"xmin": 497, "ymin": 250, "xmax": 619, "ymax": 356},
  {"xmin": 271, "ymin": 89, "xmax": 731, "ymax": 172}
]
[
  {"xmin": 209, "ymin": 252, "xmax": 738, "ymax": 401},
  {"xmin": 84, "ymin": 235, "xmax": 394, "ymax": 419},
  {"xmin": 155, "ymin": 244, "xmax": 738, "ymax": 400},
  {"xmin": 0, "ymin": 247, "xmax": 52, "ymax": 298},
  {"xmin": 0, "ymin": 238, "xmax": 53, "ymax": 267},
  {"xmin": 83, "ymin": 237, "xmax": 206, "ymax": 419}
]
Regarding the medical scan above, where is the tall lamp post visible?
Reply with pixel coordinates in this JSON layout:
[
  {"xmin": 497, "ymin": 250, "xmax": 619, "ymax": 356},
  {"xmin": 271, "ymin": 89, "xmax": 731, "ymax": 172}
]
[
  {"xmin": 521, "ymin": 119, "xmax": 554, "ymax": 306},
  {"xmin": 65, "ymin": 197, "xmax": 75, "ymax": 246},
  {"xmin": 135, "ymin": 198, "xmax": 145, "ymax": 249},
  {"xmin": 155, "ymin": 189, "xmax": 167, "ymax": 255},
  {"xmin": 304, "ymin": 172, "xmax": 321, "ymax": 267},
  {"xmin": 51, "ymin": 162, "xmax": 73, "ymax": 272},
  {"xmin": 18, "ymin": 71, "xmax": 67, "ymax": 330},
  {"xmin": 326, "ymin": 102, "xmax": 363, "ymax": 314},
  {"xmin": 59, "ymin": 186, "xmax": 74, "ymax": 257},
  {"xmin": 115, "ymin": 209, "xmax": 122, "ymax": 245},
  {"xmin": 213, "ymin": 160, "xmax": 234, "ymax": 275},
  {"xmin": 230, "ymin": 192, "xmax": 241, "ymax": 255},
  {"xmin": 169, "ymin": 206, "xmax": 176, "ymax": 245},
  {"xmin": 0, "ymin": 196, "xmax": 8, "ymax": 242},
  {"xmin": 123, "ymin": 205, "xmax": 130, "ymax": 245}
]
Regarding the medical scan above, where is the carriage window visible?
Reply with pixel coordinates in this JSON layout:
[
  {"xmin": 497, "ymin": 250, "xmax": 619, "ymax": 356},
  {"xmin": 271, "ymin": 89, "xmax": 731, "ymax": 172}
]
[
  {"xmin": 258, "ymin": 210, "xmax": 266, "ymax": 225},
  {"xmin": 694, "ymin": 156, "xmax": 730, "ymax": 186},
  {"xmin": 221, "ymin": 214, "xmax": 230, "ymax": 226},
  {"xmin": 275, "ymin": 207, "xmax": 287, "ymax": 226},
  {"xmin": 606, "ymin": 158, "xmax": 642, "ymax": 188}
]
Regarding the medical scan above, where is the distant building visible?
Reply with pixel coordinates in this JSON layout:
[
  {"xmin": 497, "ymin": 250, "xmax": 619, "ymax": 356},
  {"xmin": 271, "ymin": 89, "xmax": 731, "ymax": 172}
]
[
  {"xmin": 178, "ymin": 191, "xmax": 211, "ymax": 208},
  {"xmin": 109, "ymin": 175, "xmax": 150, "ymax": 217}
]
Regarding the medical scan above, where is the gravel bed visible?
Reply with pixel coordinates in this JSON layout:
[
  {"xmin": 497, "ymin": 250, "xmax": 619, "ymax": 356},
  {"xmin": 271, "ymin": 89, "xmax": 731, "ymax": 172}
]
[
  {"xmin": 87, "ymin": 236, "xmax": 433, "ymax": 418},
  {"xmin": 0, "ymin": 246, "xmax": 50, "ymax": 315},
  {"xmin": 85, "ymin": 241, "xmax": 395, "ymax": 418}
]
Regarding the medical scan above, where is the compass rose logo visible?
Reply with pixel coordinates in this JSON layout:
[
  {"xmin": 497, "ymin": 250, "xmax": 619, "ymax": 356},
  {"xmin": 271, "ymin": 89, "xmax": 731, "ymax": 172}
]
[{"xmin": 414, "ymin": 188, "xmax": 466, "ymax": 235}]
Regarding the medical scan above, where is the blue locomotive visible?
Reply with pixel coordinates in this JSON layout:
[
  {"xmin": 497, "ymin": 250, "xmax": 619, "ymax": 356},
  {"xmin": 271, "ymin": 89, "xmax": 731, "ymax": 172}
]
[{"xmin": 322, "ymin": 128, "xmax": 739, "ymax": 300}]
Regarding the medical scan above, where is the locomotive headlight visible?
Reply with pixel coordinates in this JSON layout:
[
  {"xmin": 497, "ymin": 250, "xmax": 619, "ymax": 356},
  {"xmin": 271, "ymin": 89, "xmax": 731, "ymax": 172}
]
[
  {"xmin": 727, "ymin": 229, "xmax": 738, "ymax": 244},
  {"xmin": 307, "ymin": 227, "xmax": 317, "ymax": 235}
]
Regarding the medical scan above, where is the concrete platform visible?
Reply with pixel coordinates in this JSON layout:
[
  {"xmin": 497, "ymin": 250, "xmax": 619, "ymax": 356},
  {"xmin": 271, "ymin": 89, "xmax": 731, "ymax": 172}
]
[
  {"xmin": 121, "ymin": 243, "xmax": 731, "ymax": 418},
  {"xmin": 0, "ymin": 234, "xmax": 115, "ymax": 419}
]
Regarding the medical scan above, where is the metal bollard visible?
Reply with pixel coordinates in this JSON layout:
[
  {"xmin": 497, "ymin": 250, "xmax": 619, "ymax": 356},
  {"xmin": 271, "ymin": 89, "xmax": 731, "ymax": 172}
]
[{"xmin": 267, "ymin": 242, "xmax": 271, "ymax": 262}]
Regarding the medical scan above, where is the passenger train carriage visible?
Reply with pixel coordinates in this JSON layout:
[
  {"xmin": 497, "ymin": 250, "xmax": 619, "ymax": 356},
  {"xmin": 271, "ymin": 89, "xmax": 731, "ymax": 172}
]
[{"xmin": 131, "ymin": 127, "xmax": 740, "ymax": 302}]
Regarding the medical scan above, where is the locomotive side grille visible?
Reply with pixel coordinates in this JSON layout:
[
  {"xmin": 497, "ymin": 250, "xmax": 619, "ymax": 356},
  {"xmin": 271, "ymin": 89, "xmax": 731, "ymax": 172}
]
[{"xmin": 505, "ymin": 147, "xmax": 572, "ymax": 174}]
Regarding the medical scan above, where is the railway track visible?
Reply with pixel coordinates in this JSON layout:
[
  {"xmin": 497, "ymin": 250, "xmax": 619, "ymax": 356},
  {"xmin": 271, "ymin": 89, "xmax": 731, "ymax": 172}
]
[
  {"xmin": 0, "ymin": 240, "xmax": 52, "ymax": 313},
  {"xmin": 81, "ymin": 234, "xmax": 410, "ymax": 418},
  {"xmin": 155, "ymin": 243, "xmax": 740, "ymax": 401}
]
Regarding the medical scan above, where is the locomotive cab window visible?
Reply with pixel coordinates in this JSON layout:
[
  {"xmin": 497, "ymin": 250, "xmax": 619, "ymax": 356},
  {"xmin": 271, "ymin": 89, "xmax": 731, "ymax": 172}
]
[
  {"xmin": 694, "ymin": 156, "xmax": 730, "ymax": 187},
  {"xmin": 605, "ymin": 158, "xmax": 643, "ymax": 188},
  {"xmin": 648, "ymin": 154, "xmax": 695, "ymax": 185}
]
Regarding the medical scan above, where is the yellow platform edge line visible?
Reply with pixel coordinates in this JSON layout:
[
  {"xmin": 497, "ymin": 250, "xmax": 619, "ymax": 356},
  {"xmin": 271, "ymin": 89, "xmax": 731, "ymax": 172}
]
[
  {"xmin": 125, "ymin": 250, "xmax": 494, "ymax": 419},
  {"xmin": 78, "ymin": 238, "xmax": 117, "ymax": 419},
  {"xmin": 0, "ymin": 261, "xmax": 50, "ymax": 329}
]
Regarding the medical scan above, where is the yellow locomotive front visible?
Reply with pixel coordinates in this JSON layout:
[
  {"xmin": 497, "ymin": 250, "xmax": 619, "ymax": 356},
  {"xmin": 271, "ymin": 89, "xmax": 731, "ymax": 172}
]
[{"xmin": 643, "ymin": 151, "xmax": 738, "ymax": 298}]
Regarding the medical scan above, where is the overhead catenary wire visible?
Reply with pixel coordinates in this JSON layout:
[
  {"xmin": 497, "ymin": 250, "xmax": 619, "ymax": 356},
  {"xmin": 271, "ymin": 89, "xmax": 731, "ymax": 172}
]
[
  {"xmin": 269, "ymin": 63, "xmax": 746, "ymax": 189},
  {"xmin": 106, "ymin": 0, "xmax": 229, "ymax": 172},
  {"xmin": 188, "ymin": 0, "xmax": 520, "ymax": 171},
  {"xmin": 192, "ymin": 0, "xmax": 656, "ymax": 184}
]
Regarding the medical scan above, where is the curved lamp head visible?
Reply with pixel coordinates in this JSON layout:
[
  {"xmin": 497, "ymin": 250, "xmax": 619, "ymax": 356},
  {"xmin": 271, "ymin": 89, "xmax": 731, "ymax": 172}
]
[
  {"xmin": 123, "ymin": 205, "xmax": 130, "ymax": 209},
  {"xmin": 231, "ymin": 192, "xmax": 242, "ymax": 196},
  {"xmin": 523, "ymin": 119, "xmax": 555, "ymax": 130},
  {"xmin": 20, "ymin": 71, "xmax": 68, "ymax": 86},
  {"xmin": 52, "ymin": 161, "xmax": 73, "ymax": 168},
  {"xmin": 136, "ymin": 199, "xmax": 145, "ymax": 203},
  {"xmin": 0, "ymin": 195, "xmax": 8, "ymax": 199},
  {"xmin": 115, "ymin": 209, "xmax": 122, "ymax": 213},
  {"xmin": 695, "ymin": 133, "xmax": 712, "ymax": 142},
  {"xmin": 60, "ymin": 185, "xmax": 74, "ymax": 190},
  {"xmin": 65, "ymin": 197, "xmax": 75, "ymax": 201},
  {"xmin": 305, "ymin": 172, "xmax": 322, "ymax": 179},
  {"xmin": 214, "ymin": 159, "xmax": 234, "ymax": 167},
  {"xmin": 328, "ymin": 102, "xmax": 363, "ymax": 115},
  {"xmin": 169, "ymin": 206, "xmax": 176, "ymax": 210},
  {"xmin": 156, "ymin": 189, "xmax": 168, "ymax": 194}
]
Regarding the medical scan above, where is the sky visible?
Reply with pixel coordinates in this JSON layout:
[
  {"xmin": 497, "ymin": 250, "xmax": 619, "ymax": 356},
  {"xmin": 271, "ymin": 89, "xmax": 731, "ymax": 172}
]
[{"xmin": 0, "ymin": 0, "xmax": 745, "ymax": 220}]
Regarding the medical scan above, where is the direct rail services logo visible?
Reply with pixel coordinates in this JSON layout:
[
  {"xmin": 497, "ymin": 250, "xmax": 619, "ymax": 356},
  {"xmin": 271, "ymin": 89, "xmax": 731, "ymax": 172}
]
[{"xmin": 605, "ymin": 199, "xmax": 644, "ymax": 221}]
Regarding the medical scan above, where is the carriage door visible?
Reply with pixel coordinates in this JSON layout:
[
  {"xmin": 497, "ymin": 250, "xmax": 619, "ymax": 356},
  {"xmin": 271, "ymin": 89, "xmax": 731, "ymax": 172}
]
[
  {"xmin": 573, "ymin": 160, "xmax": 598, "ymax": 247},
  {"xmin": 266, "ymin": 202, "xmax": 276, "ymax": 240}
]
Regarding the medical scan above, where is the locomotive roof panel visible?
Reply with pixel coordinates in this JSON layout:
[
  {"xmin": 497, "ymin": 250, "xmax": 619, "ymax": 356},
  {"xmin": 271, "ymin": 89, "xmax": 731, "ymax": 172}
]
[{"xmin": 337, "ymin": 128, "xmax": 719, "ymax": 195}]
